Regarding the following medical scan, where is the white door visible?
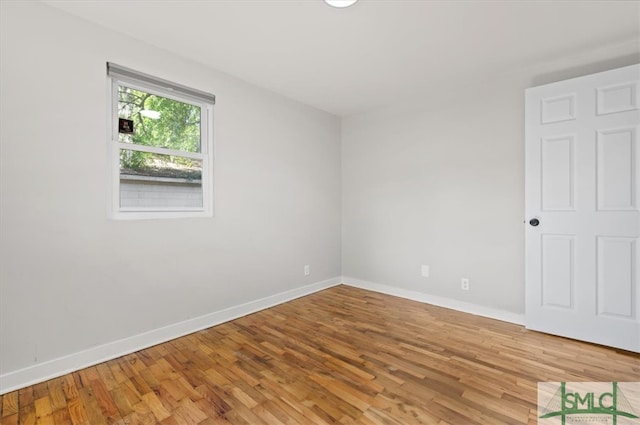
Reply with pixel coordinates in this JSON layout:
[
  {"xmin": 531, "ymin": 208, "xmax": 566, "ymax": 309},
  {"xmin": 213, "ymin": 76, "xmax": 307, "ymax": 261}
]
[{"xmin": 525, "ymin": 64, "xmax": 640, "ymax": 353}]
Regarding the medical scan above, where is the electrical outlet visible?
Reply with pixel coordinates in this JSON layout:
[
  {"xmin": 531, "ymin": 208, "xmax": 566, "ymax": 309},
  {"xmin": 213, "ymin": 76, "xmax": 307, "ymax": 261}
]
[
  {"xmin": 304, "ymin": 265, "xmax": 310, "ymax": 276},
  {"xmin": 461, "ymin": 278, "xmax": 469, "ymax": 291},
  {"xmin": 421, "ymin": 265, "xmax": 429, "ymax": 278}
]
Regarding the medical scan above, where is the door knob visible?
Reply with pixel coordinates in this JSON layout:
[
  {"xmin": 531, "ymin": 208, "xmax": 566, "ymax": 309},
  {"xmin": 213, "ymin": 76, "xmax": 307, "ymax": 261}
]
[{"xmin": 529, "ymin": 218, "xmax": 540, "ymax": 227}]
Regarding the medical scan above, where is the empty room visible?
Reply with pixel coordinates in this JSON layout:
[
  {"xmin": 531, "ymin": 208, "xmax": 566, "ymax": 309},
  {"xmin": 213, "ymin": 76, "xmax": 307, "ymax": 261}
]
[{"xmin": 0, "ymin": 0, "xmax": 639, "ymax": 424}]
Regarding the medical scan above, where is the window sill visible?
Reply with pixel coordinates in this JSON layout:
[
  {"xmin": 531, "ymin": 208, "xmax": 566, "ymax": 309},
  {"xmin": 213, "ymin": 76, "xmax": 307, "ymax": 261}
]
[{"xmin": 111, "ymin": 209, "xmax": 213, "ymax": 220}]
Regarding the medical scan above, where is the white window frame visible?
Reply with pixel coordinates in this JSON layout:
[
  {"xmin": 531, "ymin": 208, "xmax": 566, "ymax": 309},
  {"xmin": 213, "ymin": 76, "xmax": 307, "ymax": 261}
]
[{"xmin": 107, "ymin": 64, "xmax": 214, "ymax": 220}]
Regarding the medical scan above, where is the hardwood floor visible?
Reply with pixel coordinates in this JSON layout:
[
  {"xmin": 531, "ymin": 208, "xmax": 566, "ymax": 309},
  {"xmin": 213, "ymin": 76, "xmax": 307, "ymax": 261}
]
[{"xmin": 1, "ymin": 285, "xmax": 638, "ymax": 425}]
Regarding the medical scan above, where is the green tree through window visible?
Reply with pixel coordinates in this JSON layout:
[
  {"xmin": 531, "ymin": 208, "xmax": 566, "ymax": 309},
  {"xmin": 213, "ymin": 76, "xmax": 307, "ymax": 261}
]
[{"xmin": 118, "ymin": 86, "xmax": 202, "ymax": 180}]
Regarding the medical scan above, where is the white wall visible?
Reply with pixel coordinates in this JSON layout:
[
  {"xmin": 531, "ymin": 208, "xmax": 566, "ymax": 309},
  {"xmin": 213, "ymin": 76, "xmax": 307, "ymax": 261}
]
[
  {"xmin": 0, "ymin": 1, "xmax": 341, "ymax": 385},
  {"xmin": 342, "ymin": 41, "xmax": 639, "ymax": 315}
]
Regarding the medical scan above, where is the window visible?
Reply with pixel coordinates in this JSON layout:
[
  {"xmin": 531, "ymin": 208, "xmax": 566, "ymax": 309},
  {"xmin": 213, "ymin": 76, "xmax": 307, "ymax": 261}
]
[{"xmin": 107, "ymin": 63, "xmax": 214, "ymax": 219}]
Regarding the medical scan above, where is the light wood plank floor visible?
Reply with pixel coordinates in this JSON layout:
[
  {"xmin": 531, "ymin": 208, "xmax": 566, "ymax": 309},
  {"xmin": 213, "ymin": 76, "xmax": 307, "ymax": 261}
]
[{"xmin": 1, "ymin": 285, "xmax": 638, "ymax": 425}]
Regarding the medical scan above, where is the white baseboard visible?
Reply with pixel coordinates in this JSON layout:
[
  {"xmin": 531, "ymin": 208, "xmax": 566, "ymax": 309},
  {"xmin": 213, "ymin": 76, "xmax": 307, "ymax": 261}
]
[
  {"xmin": 342, "ymin": 277, "xmax": 525, "ymax": 326},
  {"xmin": 0, "ymin": 277, "xmax": 342, "ymax": 395}
]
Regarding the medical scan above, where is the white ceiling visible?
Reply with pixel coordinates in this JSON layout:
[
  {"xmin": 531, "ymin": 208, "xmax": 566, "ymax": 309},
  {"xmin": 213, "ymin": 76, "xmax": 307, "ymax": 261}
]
[{"xmin": 42, "ymin": 0, "xmax": 639, "ymax": 116}]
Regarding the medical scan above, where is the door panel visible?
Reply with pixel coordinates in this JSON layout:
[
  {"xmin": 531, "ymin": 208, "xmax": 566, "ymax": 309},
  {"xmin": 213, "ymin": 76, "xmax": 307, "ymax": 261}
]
[
  {"xmin": 525, "ymin": 64, "xmax": 640, "ymax": 352},
  {"xmin": 541, "ymin": 136, "xmax": 575, "ymax": 211},
  {"xmin": 596, "ymin": 237, "xmax": 635, "ymax": 319},
  {"xmin": 596, "ymin": 127, "xmax": 636, "ymax": 211},
  {"xmin": 597, "ymin": 82, "xmax": 638, "ymax": 115},
  {"xmin": 541, "ymin": 235, "xmax": 575, "ymax": 309},
  {"xmin": 541, "ymin": 94, "xmax": 576, "ymax": 123}
]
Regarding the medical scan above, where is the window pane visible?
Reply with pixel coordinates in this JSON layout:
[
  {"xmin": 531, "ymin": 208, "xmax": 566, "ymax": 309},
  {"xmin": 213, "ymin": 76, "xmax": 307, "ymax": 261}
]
[
  {"xmin": 118, "ymin": 85, "xmax": 201, "ymax": 153},
  {"xmin": 119, "ymin": 150, "xmax": 203, "ymax": 209}
]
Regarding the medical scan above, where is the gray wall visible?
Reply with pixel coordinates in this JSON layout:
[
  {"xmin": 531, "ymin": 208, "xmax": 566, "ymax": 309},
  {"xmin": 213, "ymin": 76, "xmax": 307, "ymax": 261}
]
[
  {"xmin": 0, "ymin": 2, "xmax": 341, "ymax": 376},
  {"xmin": 342, "ymin": 41, "xmax": 639, "ymax": 315}
]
